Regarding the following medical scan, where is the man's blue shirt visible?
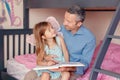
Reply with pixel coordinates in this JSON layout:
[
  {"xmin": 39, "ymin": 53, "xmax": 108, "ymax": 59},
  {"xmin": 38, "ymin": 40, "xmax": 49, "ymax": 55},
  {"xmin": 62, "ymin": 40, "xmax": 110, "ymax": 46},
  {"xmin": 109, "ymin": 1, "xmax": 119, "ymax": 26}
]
[{"xmin": 60, "ymin": 25, "xmax": 96, "ymax": 75}]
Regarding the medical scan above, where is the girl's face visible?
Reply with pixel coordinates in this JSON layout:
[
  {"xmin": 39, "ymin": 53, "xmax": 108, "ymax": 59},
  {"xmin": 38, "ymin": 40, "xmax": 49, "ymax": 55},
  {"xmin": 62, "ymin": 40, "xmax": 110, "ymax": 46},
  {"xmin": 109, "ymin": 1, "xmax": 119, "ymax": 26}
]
[{"xmin": 44, "ymin": 25, "xmax": 56, "ymax": 39}]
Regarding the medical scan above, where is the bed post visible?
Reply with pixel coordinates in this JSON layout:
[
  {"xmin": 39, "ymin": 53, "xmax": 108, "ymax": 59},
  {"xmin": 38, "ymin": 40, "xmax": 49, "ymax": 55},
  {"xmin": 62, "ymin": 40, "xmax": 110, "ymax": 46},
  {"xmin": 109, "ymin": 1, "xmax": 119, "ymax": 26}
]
[
  {"xmin": 0, "ymin": 30, "xmax": 4, "ymax": 79},
  {"xmin": 23, "ymin": 0, "xmax": 29, "ymax": 29},
  {"xmin": 0, "ymin": 31, "xmax": 4, "ymax": 71}
]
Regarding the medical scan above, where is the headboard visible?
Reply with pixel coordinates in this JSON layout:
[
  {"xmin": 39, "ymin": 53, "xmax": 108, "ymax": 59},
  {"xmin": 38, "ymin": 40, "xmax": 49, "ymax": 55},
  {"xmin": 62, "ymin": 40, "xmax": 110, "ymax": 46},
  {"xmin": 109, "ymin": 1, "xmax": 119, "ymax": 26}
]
[{"xmin": 0, "ymin": 29, "xmax": 34, "ymax": 71}]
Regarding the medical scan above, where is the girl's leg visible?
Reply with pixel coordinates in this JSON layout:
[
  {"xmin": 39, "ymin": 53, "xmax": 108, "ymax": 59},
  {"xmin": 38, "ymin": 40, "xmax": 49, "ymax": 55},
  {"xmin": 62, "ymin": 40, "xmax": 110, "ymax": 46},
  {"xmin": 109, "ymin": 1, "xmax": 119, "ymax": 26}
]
[
  {"xmin": 61, "ymin": 72, "xmax": 70, "ymax": 80},
  {"xmin": 40, "ymin": 72, "xmax": 50, "ymax": 80}
]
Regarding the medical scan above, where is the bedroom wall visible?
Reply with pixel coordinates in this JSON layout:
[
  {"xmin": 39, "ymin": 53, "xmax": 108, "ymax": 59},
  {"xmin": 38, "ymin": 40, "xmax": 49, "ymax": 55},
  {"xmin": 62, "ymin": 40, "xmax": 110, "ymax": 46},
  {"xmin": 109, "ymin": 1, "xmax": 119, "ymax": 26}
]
[
  {"xmin": 0, "ymin": 0, "xmax": 119, "ymax": 45},
  {"xmin": 1, "ymin": 1, "xmax": 120, "ymax": 67},
  {"xmin": 85, "ymin": 11, "xmax": 120, "ymax": 45},
  {"xmin": 29, "ymin": 9, "xmax": 120, "ymax": 45}
]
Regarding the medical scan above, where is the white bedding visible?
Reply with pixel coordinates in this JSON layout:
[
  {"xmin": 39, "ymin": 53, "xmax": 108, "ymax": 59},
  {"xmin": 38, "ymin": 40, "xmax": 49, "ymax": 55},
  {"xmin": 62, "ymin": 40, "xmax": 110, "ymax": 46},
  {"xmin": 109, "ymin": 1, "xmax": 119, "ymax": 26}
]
[{"xmin": 7, "ymin": 59, "xmax": 30, "ymax": 80}]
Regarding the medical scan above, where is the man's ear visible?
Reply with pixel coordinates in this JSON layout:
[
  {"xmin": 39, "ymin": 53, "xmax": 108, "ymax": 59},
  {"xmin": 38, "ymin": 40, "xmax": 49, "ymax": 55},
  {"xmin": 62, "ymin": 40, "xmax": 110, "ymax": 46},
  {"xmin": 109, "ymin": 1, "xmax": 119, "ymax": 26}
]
[
  {"xmin": 42, "ymin": 35, "xmax": 45, "ymax": 39},
  {"xmin": 77, "ymin": 21, "xmax": 82, "ymax": 26}
]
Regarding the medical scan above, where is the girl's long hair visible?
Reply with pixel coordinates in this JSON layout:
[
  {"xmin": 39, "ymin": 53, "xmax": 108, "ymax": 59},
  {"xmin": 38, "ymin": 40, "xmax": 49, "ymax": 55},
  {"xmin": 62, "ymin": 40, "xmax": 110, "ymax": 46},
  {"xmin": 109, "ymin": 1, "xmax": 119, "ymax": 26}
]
[{"xmin": 33, "ymin": 22, "xmax": 50, "ymax": 63}]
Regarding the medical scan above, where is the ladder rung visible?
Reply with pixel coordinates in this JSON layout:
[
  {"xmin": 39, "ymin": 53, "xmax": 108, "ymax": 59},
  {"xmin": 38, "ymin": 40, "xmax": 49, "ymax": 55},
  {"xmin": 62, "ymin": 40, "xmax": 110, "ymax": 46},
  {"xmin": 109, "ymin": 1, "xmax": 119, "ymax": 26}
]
[
  {"xmin": 94, "ymin": 68, "xmax": 120, "ymax": 78},
  {"xmin": 107, "ymin": 35, "xmax": 120, "ymax": 39}
]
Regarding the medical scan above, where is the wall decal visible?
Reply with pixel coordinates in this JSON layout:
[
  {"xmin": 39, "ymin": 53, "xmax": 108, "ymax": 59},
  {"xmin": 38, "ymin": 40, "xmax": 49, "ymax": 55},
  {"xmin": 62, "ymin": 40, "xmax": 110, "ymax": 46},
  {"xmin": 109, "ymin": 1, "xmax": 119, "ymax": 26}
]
[
  {"xmin": 0, "ymin": 0, "xmax": 7, "ymax": 29},
  {"xmin": 6, "ymin": 0, "xmax": 22, "ymax": 26},
  {"xmin": 0, "ymin": 0, "xmax": 22, "ymax": 29}
]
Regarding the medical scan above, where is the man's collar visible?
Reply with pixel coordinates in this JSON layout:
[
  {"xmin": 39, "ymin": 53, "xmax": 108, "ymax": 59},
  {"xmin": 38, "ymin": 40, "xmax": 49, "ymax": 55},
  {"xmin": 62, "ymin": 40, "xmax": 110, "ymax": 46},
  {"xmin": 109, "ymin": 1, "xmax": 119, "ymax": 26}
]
[{"xmin": 75, "ymin": 25, "xmax": 84, "ymax": 35}]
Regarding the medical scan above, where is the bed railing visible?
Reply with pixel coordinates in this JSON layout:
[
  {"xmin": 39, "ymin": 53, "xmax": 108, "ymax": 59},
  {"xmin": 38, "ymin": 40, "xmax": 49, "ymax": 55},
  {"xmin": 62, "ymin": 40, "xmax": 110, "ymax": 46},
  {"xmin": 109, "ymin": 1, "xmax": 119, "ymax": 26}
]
[{"xmin": 0, "ymin": 29, "xmax": 35, "ymax": 71}]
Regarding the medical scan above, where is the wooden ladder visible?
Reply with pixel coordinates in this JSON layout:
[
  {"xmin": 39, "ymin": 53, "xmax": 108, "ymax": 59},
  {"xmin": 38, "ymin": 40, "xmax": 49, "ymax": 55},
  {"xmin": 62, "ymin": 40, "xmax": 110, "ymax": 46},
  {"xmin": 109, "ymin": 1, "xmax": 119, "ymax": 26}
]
[{"xmin": 90, "ymin": 2, "xmax": 120, "ymax": 80}]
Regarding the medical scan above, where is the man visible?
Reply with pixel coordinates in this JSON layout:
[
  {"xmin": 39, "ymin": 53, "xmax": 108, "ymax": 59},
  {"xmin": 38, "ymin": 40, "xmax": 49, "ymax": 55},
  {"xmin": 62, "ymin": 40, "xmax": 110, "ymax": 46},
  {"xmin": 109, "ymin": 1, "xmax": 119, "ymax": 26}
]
[
  {"xmin": 51, "ymin": 5, "xmax": 96, "ymax": 79},
  {"xmin": 24, "ymin": 5, "xmax": 96, "ymax": 80}
]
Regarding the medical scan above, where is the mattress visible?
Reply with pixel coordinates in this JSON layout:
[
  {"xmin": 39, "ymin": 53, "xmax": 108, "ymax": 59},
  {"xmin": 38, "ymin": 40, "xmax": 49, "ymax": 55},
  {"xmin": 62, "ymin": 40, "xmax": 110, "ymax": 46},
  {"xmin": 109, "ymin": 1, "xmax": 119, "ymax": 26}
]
[
  {"xmin": 6, "ymin": 58, "xmax": 119, "ymax": 80},
  {"xmin": 7, "ymin": 59, "xmax": 30, "ymax": 80},
  {"xmin": 77, "ymin": 42, "xmax": 120, "ymax": 80},
  {"xmin": 6, "ymin": 42, "xmax": 120, "ymax": 80}
]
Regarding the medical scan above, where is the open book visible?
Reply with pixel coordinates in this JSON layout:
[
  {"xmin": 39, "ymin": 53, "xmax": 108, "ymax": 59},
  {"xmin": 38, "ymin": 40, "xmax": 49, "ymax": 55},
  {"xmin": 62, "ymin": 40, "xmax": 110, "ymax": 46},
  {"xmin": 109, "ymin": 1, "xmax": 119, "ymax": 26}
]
[{"xmin": 33, "ymin": 62, "xmax": 85, "ymax": 70}]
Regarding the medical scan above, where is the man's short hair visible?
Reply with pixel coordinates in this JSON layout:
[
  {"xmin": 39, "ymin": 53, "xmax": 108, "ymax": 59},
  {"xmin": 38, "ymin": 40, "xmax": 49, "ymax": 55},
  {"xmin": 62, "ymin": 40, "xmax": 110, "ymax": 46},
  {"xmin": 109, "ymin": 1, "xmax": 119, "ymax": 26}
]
[{"xmin": 67, "ymin": 5, "xmax": 86, "ymax": 22}]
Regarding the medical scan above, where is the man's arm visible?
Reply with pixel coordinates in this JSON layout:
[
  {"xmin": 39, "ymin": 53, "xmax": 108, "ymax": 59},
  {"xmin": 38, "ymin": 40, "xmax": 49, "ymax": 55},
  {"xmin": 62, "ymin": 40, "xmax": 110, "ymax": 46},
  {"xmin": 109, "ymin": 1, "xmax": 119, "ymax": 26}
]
[{"xmin": 75, "ymin": 39, "xmax": 96, "ymax": 74}]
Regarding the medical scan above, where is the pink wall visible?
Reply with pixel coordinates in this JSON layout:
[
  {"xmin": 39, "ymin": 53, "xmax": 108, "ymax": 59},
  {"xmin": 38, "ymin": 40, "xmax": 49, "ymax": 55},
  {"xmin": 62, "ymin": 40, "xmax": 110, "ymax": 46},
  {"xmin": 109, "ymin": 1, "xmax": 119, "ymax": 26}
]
[{"xmin": 29, "ymin": 9, "xmax": 120, "ymax": 45}]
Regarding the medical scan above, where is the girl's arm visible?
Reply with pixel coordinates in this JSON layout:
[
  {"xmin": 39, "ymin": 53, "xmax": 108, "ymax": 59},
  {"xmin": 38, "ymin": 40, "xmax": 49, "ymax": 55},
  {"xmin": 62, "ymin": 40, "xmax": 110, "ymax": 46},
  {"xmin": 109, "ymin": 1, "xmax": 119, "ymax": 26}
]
[
  {"xmin": 37, "ymin": 54, "xmax": 56, "ymax": 66},
  {"xmin": 44, "ymin": 54, "xmax": 58, "ymax": 62},
  {"xmin": 36, "ymin": 54, "xmax": 47, "ymax": 66},
  {"xmin": 59, "ymin": 36, "xmax": 69, "ymax": 62}
]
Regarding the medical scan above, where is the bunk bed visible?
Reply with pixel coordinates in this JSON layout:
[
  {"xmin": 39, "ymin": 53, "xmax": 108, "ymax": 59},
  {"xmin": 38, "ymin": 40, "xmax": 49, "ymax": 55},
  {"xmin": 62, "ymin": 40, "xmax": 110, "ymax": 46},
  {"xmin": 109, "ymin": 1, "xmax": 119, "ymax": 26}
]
[{"xmin": 0, "ymin": 0, "xmax": 120, "ymax": 80}]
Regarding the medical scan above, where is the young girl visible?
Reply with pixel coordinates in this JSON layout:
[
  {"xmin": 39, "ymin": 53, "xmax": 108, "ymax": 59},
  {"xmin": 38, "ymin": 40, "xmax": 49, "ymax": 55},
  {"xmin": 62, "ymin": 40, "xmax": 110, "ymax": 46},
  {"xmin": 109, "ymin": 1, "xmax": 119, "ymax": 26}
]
[{"xmin": 33, "ymin": 21, "xmax": 70, "ymax": 80}]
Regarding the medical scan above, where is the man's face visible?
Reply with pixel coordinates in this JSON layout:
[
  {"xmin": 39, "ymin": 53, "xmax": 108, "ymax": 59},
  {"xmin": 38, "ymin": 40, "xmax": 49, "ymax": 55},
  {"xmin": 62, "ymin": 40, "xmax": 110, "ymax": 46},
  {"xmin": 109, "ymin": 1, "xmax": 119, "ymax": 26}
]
[{"xmin": 63, "ymin": 11, "xmax": 81, "ymax": 32}]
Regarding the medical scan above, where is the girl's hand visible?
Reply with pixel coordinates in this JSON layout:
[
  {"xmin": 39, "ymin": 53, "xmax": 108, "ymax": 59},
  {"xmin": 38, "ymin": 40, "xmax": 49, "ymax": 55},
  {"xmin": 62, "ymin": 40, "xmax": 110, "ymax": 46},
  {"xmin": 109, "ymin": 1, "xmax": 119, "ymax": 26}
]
[
  {"xmin": 45, "ymin": 54, "xmax": 58, "ymax": 62},
  {"xmin": 47, "ymin": 61, "xmax": 57, "ymax": 66},
  {"xmin": 49, "ymin": 67, "xmax": 67, "ymax": 72}
]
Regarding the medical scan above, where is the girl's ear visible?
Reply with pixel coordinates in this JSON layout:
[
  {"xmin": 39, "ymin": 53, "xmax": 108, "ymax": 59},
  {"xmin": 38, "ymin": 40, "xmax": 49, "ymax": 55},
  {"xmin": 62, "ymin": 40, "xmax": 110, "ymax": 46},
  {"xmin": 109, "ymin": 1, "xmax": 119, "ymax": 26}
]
[{"xmin": 42, "ymin": 35, "xmax": 45, "ymax": 39}]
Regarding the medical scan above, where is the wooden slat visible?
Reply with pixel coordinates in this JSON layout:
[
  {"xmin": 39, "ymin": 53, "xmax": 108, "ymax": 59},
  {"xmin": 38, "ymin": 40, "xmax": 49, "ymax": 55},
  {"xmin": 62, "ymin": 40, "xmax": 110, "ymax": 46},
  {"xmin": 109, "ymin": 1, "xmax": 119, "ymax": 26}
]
[
  {"xmin": 23, "ymin": 34, "xmax": 25, "ymax": 54},
  {"xmin": 29, "ymin": 44, "xmax": 31, "ymax": 54},
  {"xmin": 7, "ymin": 36, "xmax": 9, "ymax": 60},
  {"xmin": 90, "ymin": 2, "xmax": 120, "ymax": 80},
  {"xmin": 94, "ymin": 69, "xmax": 120, "ymax": 78},
  {"xmin": 18, "ymin": 35, "xmax": 21, "ymax": 55},
  {"xmin": 26, "ymin": 0, "xmax": 119, "ymax": 8},
  {"xmin": 13, "ymin": 35, "xmax": 15, "ymax": 58},
  {"xmin": 0, "ymin": 32, "xmax": 4, "ymax": 71},
  {"xmin": 0, "ymin": 29, "xmax": 32, "ymax": 35}
]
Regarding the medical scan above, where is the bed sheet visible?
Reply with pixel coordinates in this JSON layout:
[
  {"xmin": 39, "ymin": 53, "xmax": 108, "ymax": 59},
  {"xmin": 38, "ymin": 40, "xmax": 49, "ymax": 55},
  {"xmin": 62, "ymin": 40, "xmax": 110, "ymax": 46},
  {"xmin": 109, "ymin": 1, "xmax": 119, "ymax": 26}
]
[
  {"xmin": 7, "ymin": 53, "xmax": 36, "ymax": 80},
  {"xmin": 15, "ymin": 53, "xmax": 36, "ymax": 69},
  {"xmin": 6, "ymin": 42, "xmax": 120, "ymax": 80},
  {"xmin": 7, "ymin": 59, "xmax": 30, "ymax": 80},
  {"xmin": 77, "ymin": 41, "xmax": 120, "ymax": 80}
]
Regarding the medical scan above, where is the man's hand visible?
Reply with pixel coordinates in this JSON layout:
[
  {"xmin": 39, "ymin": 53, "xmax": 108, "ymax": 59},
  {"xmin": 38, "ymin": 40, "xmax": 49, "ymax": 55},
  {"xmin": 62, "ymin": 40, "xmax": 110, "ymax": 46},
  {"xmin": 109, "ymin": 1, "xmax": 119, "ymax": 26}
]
[{"xmin": 49, "ymin": 67, "xmax": 76, "ymax": 72}]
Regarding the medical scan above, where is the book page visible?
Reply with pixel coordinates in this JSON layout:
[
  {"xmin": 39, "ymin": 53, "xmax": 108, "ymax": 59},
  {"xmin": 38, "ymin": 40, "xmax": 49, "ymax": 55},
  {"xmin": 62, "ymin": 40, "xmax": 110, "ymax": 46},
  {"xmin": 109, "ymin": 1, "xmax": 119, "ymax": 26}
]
[
  {"xmin": 33, "ymin": 64, "xmax": 59, "ymax": 70},
  {"xmin": 33, "ymin": 62, "xmax": 85, "ymax": 70},
  {"xmin": 59, "ymin": 62, "xmax": 85, "ymax": 67}
]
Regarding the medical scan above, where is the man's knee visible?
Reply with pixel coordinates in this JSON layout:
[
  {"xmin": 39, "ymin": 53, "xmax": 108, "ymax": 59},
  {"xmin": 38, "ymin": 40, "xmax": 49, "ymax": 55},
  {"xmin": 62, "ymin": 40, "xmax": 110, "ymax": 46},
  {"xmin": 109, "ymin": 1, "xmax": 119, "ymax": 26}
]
[
  {"xmin": 70, "ymin": 73, "xmax": 81, "ymax": 80},
  {"xmin": 24, "ymin": 70, "xmax": 38, "ymax": 80}
]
